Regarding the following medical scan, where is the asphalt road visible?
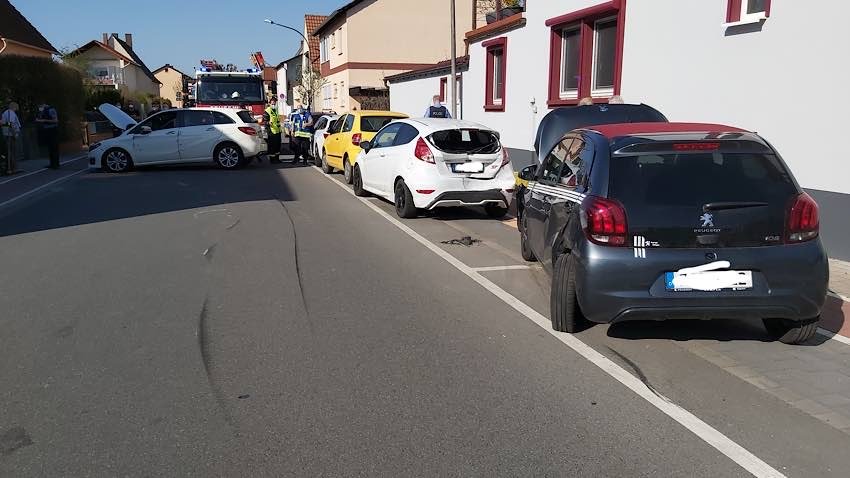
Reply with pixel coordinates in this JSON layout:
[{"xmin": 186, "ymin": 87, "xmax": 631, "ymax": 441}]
[{"xmin": 2, "ymin": 161, "xmax": 850, "ymax": 477}]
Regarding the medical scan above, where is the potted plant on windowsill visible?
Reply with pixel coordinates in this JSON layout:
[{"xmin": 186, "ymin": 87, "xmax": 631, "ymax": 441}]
[{"xmin": 484, "ymin": 0, "xmax": 524, "ymax": 24}]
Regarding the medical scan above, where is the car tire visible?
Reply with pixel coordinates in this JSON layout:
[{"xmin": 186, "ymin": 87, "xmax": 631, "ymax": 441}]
[
  {"xmin": 103, "ymin": 148, "xmax": 132, "ymax": 173},
  {"xmin": 763, "ymin": 317, "xmax": 820, "ymax": 345},
  {"xmin": 551, "ymin": 252, "xmax": 589, "ymax": 333},
  {"xmin": 215, "ymin": 143, "xmax": 243, "ymax": 170},
  {"xmin": 394, "ymin": 179, "xmax": 418, "ymax": 219},
  {"xmin": 321, "ymin": 150, "xmax": 333, "ymax": 174},
  {"xmin": 520, "ymin": 213, "xmax": 537, "ymax": 262},
  {"xmin": 343, "ymin": 156, "xmax": 353, "ymax": 184},
  {"xmin": 353, "ymin": 165, "xmax": 369, "ymax": 197},
  {"xmin": 485, "ymin": 204, "xmax": 509, "ymax": 219}
]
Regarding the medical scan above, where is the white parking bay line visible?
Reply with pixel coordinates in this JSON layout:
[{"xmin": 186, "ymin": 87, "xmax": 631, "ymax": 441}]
[
  {"xmin": 0, "ymin": 169, "xmax": 87, "ymax": 209},
  {"xmin": 315, "ymin": 166, "xmax": 785, "ymax": 478},
  {"xmin": 472, "ymin": 265, "xmax": 537, "ymax": 272},
  {"xmin": 0, "ymin": 155, "xmax": 86, "ymax": 185}
]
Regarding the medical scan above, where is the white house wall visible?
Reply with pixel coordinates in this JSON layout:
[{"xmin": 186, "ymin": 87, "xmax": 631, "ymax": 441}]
[
  {"xmin": 464, "ymin": 0, "xmax": 604, "ymax": 163},
  {"xmin": 389, "ymin": 76, "xmax": 447, "ymax": 118},
  {"xmin": 621, "ymin": 0, "xmax": 849, "ymax": 196}
]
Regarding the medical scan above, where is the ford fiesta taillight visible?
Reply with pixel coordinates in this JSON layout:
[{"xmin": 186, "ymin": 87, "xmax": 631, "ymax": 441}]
[
  {"xmin": 786, "ymin": 192, "xmax": 819, "ymax": 243},
  {"xmin": 580, "ymin": 196, "xmax": 628, "ymax": 246},
  {"xmin": 238, "ymin": 126, "xmax": 258, "ymax": 136},
  {"xmin": 501, "ymin": 147, "xmax": 510, "ymax": 166},
  {"xmin": 414, "ymin": 137, "xmax": 435, "ymax": 163}
]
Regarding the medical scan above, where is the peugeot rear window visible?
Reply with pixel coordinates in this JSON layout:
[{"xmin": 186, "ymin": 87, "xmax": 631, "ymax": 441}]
[
  {"xmin": 428, "ymin": 129, "xmax": 500, "ymax": 154},
  {"xmin": 236, "ymin": 111, "xmax": 257, "ymax": 123},
  {"xmin": 360, "ymin": 116, "xmax": 402, "ymax": 132},
  {"xmin": 609, "ymin": 152, "xmax": 797, "ymax": 209}
]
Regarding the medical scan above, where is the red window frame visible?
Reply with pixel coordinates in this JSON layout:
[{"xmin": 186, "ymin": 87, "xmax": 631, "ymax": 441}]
[
  {"xmin": 726, "ymin": 0, "xmax": 771, "ymax": 22},
  {"xmin": 483, "ymin": 36, "xmax": 507, "ymax": 112},
  {"xmin": 546, "ymin": 0, "xmax": 626, "ymax": 108},
  {"xmin": 439, "ymin": 77, "xmax": 447, "ymax": 102}
]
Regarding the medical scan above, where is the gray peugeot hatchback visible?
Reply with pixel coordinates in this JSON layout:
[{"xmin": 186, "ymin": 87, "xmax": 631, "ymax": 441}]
[{"xmin": 517, "ymin": 113, "xmax": 828, "ymax": 345}]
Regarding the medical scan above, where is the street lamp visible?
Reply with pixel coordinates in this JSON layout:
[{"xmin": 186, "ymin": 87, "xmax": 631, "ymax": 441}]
[{"xmin": 264, "ymin": 19, "xmax": 308, "ymax": 45}]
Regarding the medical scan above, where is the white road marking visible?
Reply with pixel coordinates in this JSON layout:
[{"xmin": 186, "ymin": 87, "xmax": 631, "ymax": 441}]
[
  {"xmin": 472, "ymin": 265, "xmax": 538, "ymax": 272},
  {"xmin": 817, "ymin": 328, "xmax": 850, "ymax": 346},
  {"xmin": 315, "ymin": 166, "xmax": 785, "ymax": 478},
  {"xmin": 0, "ymin": 169, "xmax": 87, "ymax": 209},
  {"xmin": 0, "ymin": 155, "xmax": 86, "ymax": 185}
]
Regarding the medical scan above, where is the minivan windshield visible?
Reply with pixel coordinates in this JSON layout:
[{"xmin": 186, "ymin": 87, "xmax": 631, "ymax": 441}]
[
  {"xmin": 197, "ymin": 77, "xmax": 264, "ymax": 103},
  {"xmin": 428, "ymin": 129, "xmax": 500, "ymax": 154}
]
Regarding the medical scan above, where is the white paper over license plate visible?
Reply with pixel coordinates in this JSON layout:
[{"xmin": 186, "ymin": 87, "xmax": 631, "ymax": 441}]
[
  {"xmin": 665, "ymin": 270, "xmax": 753, "ymax": 291},
  {"xmin": 454, "ymin": 162, "xmax": 484, "ymax": 173}
]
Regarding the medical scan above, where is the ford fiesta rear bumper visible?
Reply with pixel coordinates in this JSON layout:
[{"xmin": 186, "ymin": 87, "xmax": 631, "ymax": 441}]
[{"xmin": 425, "ymin": 189, "xmax": 509, "ymax": 210}]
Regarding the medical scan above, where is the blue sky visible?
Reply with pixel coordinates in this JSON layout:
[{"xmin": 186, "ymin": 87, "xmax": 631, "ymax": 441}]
[{"xmin": 13, "ymin": 0, "xmax": 346, "ymax": 74}]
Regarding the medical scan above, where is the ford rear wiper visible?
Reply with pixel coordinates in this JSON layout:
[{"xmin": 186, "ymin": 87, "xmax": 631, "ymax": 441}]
[{"xmin": 702, "ymin": 201, "xmax": 769, "ymax": 212}]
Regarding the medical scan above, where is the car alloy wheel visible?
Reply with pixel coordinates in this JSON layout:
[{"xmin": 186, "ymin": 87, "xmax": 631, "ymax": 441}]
[
  {"xmin": 217, "ymin": 146, "xmax": 240, "ymax": 169},
  {"xmin": 344, "ymin": 158, "xmax": 353, "ymax": 184},
  {"xmin": 353, "ymin": 165, "xmax": 368, "ymax": 197},
  {"xmin": 105, "ymin": 149, "xmax": 129, "ymax": 173}
]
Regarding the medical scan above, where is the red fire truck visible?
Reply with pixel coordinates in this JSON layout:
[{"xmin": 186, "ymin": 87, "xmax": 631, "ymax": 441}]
[{"xmin": 194, "ymin": 62, "xmax": 266, "ymax": 119}]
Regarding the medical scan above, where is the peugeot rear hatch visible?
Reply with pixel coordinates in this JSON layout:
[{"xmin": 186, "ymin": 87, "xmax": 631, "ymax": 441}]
[{"xmin": 608, "ymin": 138, "xmax": 799, "ymax": 248}]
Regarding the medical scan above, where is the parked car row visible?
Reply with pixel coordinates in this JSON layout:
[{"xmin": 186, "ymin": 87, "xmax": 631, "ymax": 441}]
[{"xmin": 318, "ymin": 103, "xmax": 829, "ymax": 346}]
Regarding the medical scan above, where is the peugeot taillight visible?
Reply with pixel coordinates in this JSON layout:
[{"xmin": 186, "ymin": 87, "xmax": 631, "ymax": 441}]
[
  {"xmin": 580, "ymin": 196, "xmax": 628, "ymax": 246},
  {"xmin": 414, "ymin": 137, "xmax": 435, "ymax": 163},
  {"xmin": 351, "ymin": 133, "xmax": 362, "ymax": 146},
  {"xmin": 238, "ymin": 126, "xmax": 258, "ymax": 136},
  {"xmin": 786, "ymin": 192, "xmax": 819, "ymax": 243},
  {"xmin": 501, "ymin": 147, "xmax": 510, "ymax": 166},
  {"xmin": 324, "ymin": 132, "xmax": 330, "ymax": 139}
]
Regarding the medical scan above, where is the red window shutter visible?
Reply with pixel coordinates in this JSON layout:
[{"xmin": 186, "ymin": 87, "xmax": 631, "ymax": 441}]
[
  {"xmin": 764, "ymin": 0, "xmax": 772, "ymax": 17},
  {"xmin": 439, "ymin": 77, "xmax": 447, "ymax": 102},
  {"xmin": 727, "ymin": 0, "xmax": 743, "ymax": 22}
]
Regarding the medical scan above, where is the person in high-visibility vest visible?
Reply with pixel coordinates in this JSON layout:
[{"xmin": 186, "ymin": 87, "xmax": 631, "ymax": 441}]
[
  {"xmin": 291, "ymin": 105, "xmax": 313, "ymax": 164},
  {"xmin": 263, "ymin": 96, "xmax": 282, "ymax": 163}
]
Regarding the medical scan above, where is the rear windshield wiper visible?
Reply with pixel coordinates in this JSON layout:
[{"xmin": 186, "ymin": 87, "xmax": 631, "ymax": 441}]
[{"xmin": 702, "ymin": 201, "xmax": 769, "ymax": 212}]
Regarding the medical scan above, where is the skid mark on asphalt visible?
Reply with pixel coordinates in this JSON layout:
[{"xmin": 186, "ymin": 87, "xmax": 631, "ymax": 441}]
[
  {"xmin": 0, "ymin": 427, "xmax": 33, "ymax": 456},
  {"xmin": 314, "ymin": 166, "xmax": 786, "ymax": 478},
  {"xmin": 197, "ymin": 296, "xmax": 236, "ymax": 431},
  {"xmin": 277, "ymin": 199, "xmax": 311, "ymax": 321},
  {"xmin": 606, "ymin": 347, "xmax": 667, "ymax": 400}
]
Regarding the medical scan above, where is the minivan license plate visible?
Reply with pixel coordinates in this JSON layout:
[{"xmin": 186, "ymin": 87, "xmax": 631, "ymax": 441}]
[
  {"xmin": 665, "ymin": 270, "xmax": 753, "ymax": 292},
  {"xmin": 453, "ymin": 162, "xmax": 485, "ymax": 173}
]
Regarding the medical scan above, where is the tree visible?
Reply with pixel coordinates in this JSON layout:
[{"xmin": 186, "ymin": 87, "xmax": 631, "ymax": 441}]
[{"xmin": 294, "ymin": 64, "xmax": 328, "ymax": 111}]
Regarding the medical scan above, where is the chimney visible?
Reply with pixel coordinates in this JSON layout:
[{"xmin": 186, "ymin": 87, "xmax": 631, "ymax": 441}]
[
  {"xmin": 124, "ymin": 33, "xmax": 133, "ymax": 48},
  {"xmin": 102, "ymin": 33, "xmax": 108, "ymax": 44}
]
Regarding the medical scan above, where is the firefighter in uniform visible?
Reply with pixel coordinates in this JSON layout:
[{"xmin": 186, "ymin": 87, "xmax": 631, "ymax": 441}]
[
  {"xmin": 291, "ymin": 106, "xmax": 313, "ymax": 164},
  {"xmin": 263, "ymin": 96, "xmax": 282, "ymax": 163}
]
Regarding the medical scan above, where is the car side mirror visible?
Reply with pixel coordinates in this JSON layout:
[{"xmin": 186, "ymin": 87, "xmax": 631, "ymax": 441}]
[
  {"xmin": 519, "ymin": 164, "xmax": 537, "ymax": 181},
  {"xmin": 140, "ymin": 125, "xmax": 152, "ymax": 135},
  {"xmin": 360, "ymin": 140, "xmax": 372, "ymax": 153}
]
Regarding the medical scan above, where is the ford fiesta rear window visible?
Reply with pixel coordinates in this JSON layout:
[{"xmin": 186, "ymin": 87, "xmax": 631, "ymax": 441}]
[{"xmin": 428, "ymin": 129, "xmax": 500, "ymax": 154}]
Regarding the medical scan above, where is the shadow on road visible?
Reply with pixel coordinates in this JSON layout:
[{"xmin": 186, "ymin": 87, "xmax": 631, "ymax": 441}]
[
  {"xmin": 606, "ymin": 317, "xmax": 834, "ymax": 346},
  {"xmin": 0, "ymin": 162, "xmax": 304, "ymax": 238}
]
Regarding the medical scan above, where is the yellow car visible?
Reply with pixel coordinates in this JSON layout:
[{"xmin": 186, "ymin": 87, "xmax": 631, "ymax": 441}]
[{"xmin": 320, "ymin": 110, "xmax": 409, "ymax": 183}]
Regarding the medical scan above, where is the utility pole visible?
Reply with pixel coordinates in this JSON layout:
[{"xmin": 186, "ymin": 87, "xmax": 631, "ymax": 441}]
[{"xmin": 450, "ymin": 0, "xmax": 458, "ymax": 118}]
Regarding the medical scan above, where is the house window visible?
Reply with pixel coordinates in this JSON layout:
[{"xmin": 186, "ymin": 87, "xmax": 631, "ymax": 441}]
[
  {"xmin": 331, "ymin": 32, "xmax": 336, "ymax": 49},
  {"xmin": 337, "ymin": 27, "xmax": 343, "ymax": 55},
  {"xmin": 320, "ymin": 37, "xmax": 329, "ymax": 62},
  {"xmin": 726, "ymin": 0, "xmax": 771, "ymax": 24},
  {"xmin": 322, "ymin": 84, "xmax": 332, "ymax": 109},
  {"xmin": 176, "ymin": 92, "xmax": 183, "ymax": 101},
  {"xmin": 333, "ymin": 83, "xmax": 338, "ymax": 99},
  {"xmin": 547, "ymin": 1, "xmax": 626, "ymax": 107},
  {"xmin": 483, "ymin": 36, "xmax": 507, "ymax": 111}
]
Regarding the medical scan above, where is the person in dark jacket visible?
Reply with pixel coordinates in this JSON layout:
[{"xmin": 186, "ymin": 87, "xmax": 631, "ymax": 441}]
[{"xmin": 36, "ymin": 103, "xmax": 60, "ymax": 169}]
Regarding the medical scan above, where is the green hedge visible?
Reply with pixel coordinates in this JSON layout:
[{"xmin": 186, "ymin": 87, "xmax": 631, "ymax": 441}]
[{"xmin": 0, "ymin": 55, "xmax": 85, "ymax": 141}]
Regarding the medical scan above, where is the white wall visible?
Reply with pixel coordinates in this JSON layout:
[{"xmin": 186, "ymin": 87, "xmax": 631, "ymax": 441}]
[
  {"xmin": 464, "ymin": 1, "xmax": 603, "ymax": 154},
  {"xmin": 389, "ymin": 75, "xmax": 446, "ymax": 118},
  {"xmin": 622, "ymin": 0, "xmax": 850, "ymax": 195}
]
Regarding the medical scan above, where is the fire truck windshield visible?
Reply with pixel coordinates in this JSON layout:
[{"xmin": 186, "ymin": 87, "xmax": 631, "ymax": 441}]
[{"xmin": 197, "ymin": 77, "xmax": 264, "ymax": 104}]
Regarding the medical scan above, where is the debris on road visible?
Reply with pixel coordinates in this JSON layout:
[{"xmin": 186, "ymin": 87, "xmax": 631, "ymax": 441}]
[{"xmin": 441, "ymin": 236, "xmax": 481, "ymax": 247}]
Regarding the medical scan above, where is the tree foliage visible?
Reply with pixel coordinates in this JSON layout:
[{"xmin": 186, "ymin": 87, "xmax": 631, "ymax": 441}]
[{"xmin": 0, "ymin": 55, "xmax": 85, "ymax": 141}]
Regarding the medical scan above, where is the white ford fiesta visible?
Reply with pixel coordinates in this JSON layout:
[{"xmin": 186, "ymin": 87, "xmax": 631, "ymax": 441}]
[
  {"xmin": 89, "ymin": 104, "xmax": 267, "ymax": 172},
  {"xmin": 352, "ymin": 118, "xmax": 515, "ymax": 218}
]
